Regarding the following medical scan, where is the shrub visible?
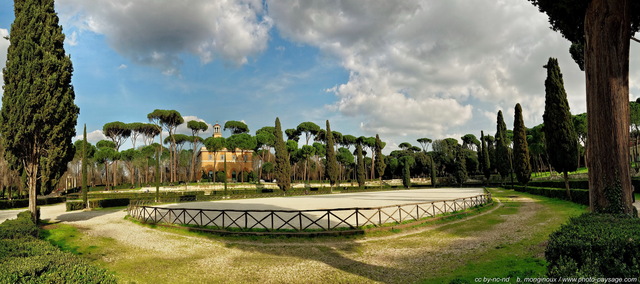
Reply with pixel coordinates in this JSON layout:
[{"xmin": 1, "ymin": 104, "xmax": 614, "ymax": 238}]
[
  {"xmin": 546, "ymin": 213, "xmax": 640, "ymax": 277},
  {"xmin": 66, "ymin": 200, "xmax": 86, "ymax": 211},
  {"xmin": 0, "ymin": 213, "xmax": 116, "ymax": 283},
  {"xmin": 0, "ymin": 197, "xmax": 65, "ymax": 210},
  {"xmin": 512, "ymin": 185, "xmax": 589, "ymax": 205},
  {"xmin": 0, "ymin": 211, "xmax": 39, "ymax": 239}
]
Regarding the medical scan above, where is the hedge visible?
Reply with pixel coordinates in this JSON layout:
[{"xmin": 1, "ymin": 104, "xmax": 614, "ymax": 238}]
[
  {"xmin": 512, "ymin": 185, "xmax": 589, "ymax": 206},
  {"xmin": 66, "ymin": 198, "xmax": 131, "ymax": 211},
  {"xmin": 523, "ymin": 178, "xmax": 640, "ymax": 193},
  {"xmin": 546, "ymin": 213, "xmax": 640, "ymax": 277},
  {"xmin": 0, "ymin": 197, "xmax": 66, "ymax": 210},
  {"xmin": 0, "ymin": 211, "xmax": 116, "ymax": 283}
]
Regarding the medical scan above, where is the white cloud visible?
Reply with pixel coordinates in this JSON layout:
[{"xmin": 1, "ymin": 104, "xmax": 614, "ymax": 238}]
[
  {"xmin": 269, "ymin": 0, "xmax": 587, "ymax": 138},
  {"xmin": 0, "ymin": 28, "xmax": 9, "ymax": 96},
  {"xmin": 57, "ymin": 0, "xmax": 272, "ymax": 74},
  {"xmin": 73, "ymin": 130, "xmax": 107, "ymax": 145},
  {"xmin": 66, "ymin": 30, "xmax": 78, "ymax": 46},
  {"xmin": 175, "ymin": 115, "xmax": 215, "ymax": 137}
]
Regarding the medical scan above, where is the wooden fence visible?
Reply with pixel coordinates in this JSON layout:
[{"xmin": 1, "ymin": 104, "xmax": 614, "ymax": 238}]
[{"xmin": 127, "ymin": 193, "xmax": 491, "ymax": 233}]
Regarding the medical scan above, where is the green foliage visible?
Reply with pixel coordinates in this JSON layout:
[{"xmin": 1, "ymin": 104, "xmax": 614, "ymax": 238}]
[
  {"xmin": 400, "ymin": 156, "xmax": 414, "ymax": 188},
  {"xmin": 216, "ymin": 171, "xmax": 227, "ymax": 183},
  {"xmin": 103, "ymin": 121, "xmax": 131, "ymax": 150},
  {"xmin": 356, "ymin": 143, "xmax": 365, "ymax": 188},
  {"xmin": 0, "ymin": 197, "xmax": 65, "ymax": 210},
  {"xmin": 374, "ymin": 134, "xmax": 386, "ymax": 180},
  {"xmin": 66, "ymin": 198, "xmax": 130, "ymax": 211},
  {"xmin": 495, "ymin": 111, "xmax": 511, "ymax": 180},
  {"xmin": 546, "ymin": 213, "xmax": 640, "ymax": 278},
  {"xmin": 513, "ymin": 104, "xmax": 532, "ymax": 185},
  {"xmin": 512, "ymin": 185, "xmax": 589, "ymax": 206},
  {"xmin": 274, "ymin": 118, "xmax": 291, "ymax": 191},
  {"xmin": 0, "ymin": 211, "xmax": 39, "ymax": 238},
  {"xmin": 527, "ymin": 0, "xmax": 640, "ymax": 70},
  {"xmin": 480, "ymin": 131, "xmax": 491, "ymax": 181},
  {"xmin": 224, "ymin": 120, "xmax": 249, "ymax": 135},
  {"xmin": 325, "ymin": 120, "xmax": 339, "ymax": 186},
  {"xmin": 543, "ymin": 58, "xmax": 578, "ymax": 175},
  {"xmin": 0, "ymin": 212, "xmax": 116, "ymax": 283},
  {"xmin": 296, "ymin": 121, "xmax": 320, "ymax": 145},
  {"xmin": 1, "ymin": 0, "xmax": 79, "ymax": 216},
  {"xmin": 453, "ymin": 146, "xmax": 467, "ymax": 186}
]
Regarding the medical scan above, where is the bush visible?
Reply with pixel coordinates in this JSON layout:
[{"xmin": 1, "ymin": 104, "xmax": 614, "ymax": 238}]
[
  {"xmin": 512, "ymin": 185, "xmax": 589, "ymax": 205},
  {"xmin": 546, "ymin": 213, "xmax": 640, "ymax": 278},
  {"xmin": 0, "ymin": 211, "xmax": 39, "ymax": 239},
  {"xmin": 0, "ymin": 213, "xmax": 116, "ymax": 283},
  {"xmin": 66, "ymin": 198, "xmax": 131, "ymax": 211},
  {"xmin": 0, "ymin": 197, "xmax": 65, "ymax": 209}
]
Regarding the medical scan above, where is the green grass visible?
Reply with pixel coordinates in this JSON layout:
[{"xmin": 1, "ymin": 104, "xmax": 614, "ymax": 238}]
[
  {"xmin": 42, "ymin": 188, "xmax": 587, "ymax": 283},
  {"xmin": 531, "ymin": 167, "xmax": 588, "ymax": 178},
  {"xmin": 424, "ymin": 189, "xmax": 587, "ymax": 283}
]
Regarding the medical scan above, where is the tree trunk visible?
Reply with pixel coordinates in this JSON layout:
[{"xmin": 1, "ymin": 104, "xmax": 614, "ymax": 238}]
[
  {"xmin": 564, "ymin": 171, "xmax": 572, "ymax": 201},
  {"xmin": 27, "ymin": 158, "xmax": 39, "ymax": 223},
  {"xmin": 585, "ymin": 0, "xmax": 635, "ymax": 214}
]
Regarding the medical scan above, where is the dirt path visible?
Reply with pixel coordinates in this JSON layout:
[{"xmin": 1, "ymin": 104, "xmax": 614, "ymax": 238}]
[{"xmin": 34, "ymin": 190, "xmax": 559, "ymax": 283}]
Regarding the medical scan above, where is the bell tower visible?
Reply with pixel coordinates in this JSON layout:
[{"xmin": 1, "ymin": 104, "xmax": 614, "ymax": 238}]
[{"xmin": 213, "ymin": 123, "xmax": 222, "ymax": 138}]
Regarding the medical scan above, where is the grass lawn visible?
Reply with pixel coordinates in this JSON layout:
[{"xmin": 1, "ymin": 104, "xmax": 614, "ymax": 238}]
[
  {"xmin": 42, "ymin": 188, "xmax": 586, "ymax": 283},
  {"xmin": 531, "ymin": 167, "xmax": 588, "ymax": 179}
]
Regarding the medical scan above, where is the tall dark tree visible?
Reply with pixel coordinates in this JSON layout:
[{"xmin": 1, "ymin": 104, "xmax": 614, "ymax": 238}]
[
  {"xmin": 374, "ymin": 134, "xmax": 386, "ymax": 187},
  {"xmin": 513, "ymin": 103, "xmax": 532, "ymax": 185},
  {"xmin": 325, "ymin": 121, "xmax": 339, "ymax": 187},
  {"xmin": 356, "ymin": 143, "xmax": 365, "ymax": 188},
  {"xmin": 529, "ymin": 0, "xmax": 639, "ymax": 214},
  {"xmin": 480, "ymin": 131, "xmax": 491, "ymax": 182},
  {"xmin": 1, "ymin": 0, "xmax": 79, "ymax": 221},
  {"xmin": 274, "ymin": 118, "xmax": 291, "ymax": 191},
  {"xmin": 495, "ymin": 111, "xmax": 511, "ymax": 183},
  {"xmin": 543, "ymin": 58, "xmax": 578, "ymax": 199},
  {"xmin": 400, "ymin": 156, "xmax": 414, "ymax": 189},
  {"xmin": 82, "ymin": 124, "xmax": 88, "ymax": 207},
  {"xmin": 453, "ymin": 145, "xmax": 467, "ymax": 187}
]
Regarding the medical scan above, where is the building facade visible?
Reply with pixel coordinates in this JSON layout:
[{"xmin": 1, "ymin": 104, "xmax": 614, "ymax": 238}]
[{"xmin": 197, "ymin": 123, "xmax": 253, "ymax": 180}]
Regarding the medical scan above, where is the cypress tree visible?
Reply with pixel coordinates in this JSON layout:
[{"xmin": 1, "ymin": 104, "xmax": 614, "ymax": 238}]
[
  {"xmin": 1, "ymin": 0, "xmax": 79, "ymax": 222},
  {"xmin": 542, "ymin": 57, "xmax": 578, "ymax": 199},
  {"xmin": 453, "ymin": 145, "xmax": 468, "ymax": 187},
  {"xmin": 374, "ymin": 134, "xmax": 386, "ymax": 188},
  {"xmin": 430, "ymin": 158, "xmax": 437, "ymax": 188},
  {"xmin": 401, "ymin": 156, "xmax": 414, "ymax": 189},
  {"xmin": 325, "ymin": 120, "xmax": 339, "ymax": 187},
  {"xmin": 495, "ymin": 111, "xmax": 511, "ymax": 183},
  {"xmin": 356, "ymin": 143, "xmax": 365, "ymax": 188},
  {"xmin": 274, "ymin": 117, "xmax": 291, "ymax": 191},
  {"xmin": 480, "ymin": 131, "xmax": 491, "ymax": 182},
  {"xmin": 513, "ymin": 103, "xmax": 532, "ymax": 185},
  {"xmin": 82, "ymin": 124, "xmax": 88, "ymax": 207}
]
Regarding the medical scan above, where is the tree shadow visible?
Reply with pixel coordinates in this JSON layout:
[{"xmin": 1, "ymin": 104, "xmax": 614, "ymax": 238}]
[
  {"xmin": 225, "ymin": 239, "xmax": 412, "ymax": 283},
  {"xmin": 46, "ymin": 208, "xmax": 125, "ymax": 223}
]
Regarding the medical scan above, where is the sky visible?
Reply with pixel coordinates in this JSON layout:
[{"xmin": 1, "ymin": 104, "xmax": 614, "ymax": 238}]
[{"xmin": 1, "ymin": 0, "xmax": 640, "ymax": 153}]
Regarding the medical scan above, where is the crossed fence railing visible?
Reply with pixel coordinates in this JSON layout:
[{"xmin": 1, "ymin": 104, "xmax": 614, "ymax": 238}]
[{"xmin": 127, "ymin": 193, "xmax": 491, "ymax": 232}]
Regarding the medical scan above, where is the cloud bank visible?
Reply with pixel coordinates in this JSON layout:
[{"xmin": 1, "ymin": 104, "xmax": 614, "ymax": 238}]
[
  {"xmin": 269, "ymin": 0, "xmax": 585, "ymax": 138},
  {"xmin": 58, "ymin": 0, "xmax": 272, "ymax": 74}
]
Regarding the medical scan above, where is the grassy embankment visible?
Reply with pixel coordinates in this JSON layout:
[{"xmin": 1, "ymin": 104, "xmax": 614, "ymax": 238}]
[{"xmin": 42, "ymin": 188, "xmax": 585, "ymax": 283}]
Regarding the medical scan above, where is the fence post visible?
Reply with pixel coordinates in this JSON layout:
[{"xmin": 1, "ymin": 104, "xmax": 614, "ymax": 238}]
[
  {"xmin": 355, "ymin": 208, "xmax": 359, "ymax": 227},
  {"xmin": 398, "ymin": 205, "xmax": 402, "ymax": 222}
]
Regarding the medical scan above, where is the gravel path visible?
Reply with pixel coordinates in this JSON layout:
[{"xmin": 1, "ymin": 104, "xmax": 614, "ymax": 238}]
[{"xmin": 0, "ymin": 188, "xmax": 606, "ymax": 283}]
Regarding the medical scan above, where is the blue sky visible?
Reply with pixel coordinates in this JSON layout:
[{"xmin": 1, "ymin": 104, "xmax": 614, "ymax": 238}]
[{"xmin": 1, "ymin": 0, "xmax": 639, "ymax": 152}]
